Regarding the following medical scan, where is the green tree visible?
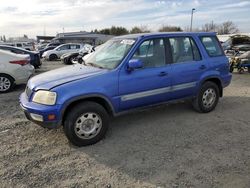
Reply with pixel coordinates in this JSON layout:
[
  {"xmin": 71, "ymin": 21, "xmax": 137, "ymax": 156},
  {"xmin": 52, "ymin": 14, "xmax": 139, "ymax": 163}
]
[
  {"xmin": 130, "ymin": 25, "xmax": 150, "ymax": 34},
  {"xmin": 110, "ymin": 26, "xmax": 129, "ymax": 36}
]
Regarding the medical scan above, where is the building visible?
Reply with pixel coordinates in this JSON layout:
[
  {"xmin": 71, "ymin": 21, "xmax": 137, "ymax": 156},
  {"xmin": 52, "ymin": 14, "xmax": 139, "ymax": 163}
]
[
  {"xmin": 52, "ymin": 31, "xmax": 114, "ymax": 46},
  {"xmin": 36, "ymin": 36, "xmax": 55, "ymax": 43}
]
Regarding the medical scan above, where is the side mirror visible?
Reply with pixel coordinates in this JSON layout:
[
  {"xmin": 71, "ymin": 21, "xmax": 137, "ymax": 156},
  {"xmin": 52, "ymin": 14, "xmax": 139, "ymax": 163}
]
[{"xmin": 127, "ymin": 59, "xmax": 143, "ymax": 71}]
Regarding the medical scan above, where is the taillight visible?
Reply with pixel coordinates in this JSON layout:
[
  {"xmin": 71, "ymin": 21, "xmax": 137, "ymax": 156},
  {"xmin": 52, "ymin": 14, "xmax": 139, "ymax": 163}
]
[{"xmin": 9, "ymin": 60, "xmax": 29, "ymax": 66}]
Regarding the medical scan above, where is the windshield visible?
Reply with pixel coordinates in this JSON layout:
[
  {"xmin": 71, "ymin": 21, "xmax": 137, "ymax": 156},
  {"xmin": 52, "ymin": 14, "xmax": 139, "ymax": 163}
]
[{"xmin": 84, "ymin": 39, "xmax": 135, "ymax": 69}]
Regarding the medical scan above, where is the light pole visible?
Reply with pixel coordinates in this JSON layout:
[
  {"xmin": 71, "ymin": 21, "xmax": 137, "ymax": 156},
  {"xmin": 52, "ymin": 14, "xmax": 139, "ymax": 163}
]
[{"xmin": 190, "ymin": 8, "xmax": 195, "ymax": 32}]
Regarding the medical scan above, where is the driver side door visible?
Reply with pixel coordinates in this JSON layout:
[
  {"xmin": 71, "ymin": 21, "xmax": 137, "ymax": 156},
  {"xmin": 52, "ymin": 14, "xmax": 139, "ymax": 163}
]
[{"xmin": 118, "ymin": 38, "xmax": 172, "ymax": 111}]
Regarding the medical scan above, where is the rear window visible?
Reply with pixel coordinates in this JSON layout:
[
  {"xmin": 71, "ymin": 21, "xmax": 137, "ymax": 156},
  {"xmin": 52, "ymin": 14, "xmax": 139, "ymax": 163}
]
[{"xmin": 200, "ymin": 36, "xmax": 223, "ymax": 57}]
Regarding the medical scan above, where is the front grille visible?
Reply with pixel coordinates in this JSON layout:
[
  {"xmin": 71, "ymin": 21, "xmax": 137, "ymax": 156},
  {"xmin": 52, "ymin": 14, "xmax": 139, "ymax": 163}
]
[{"xmin": 25, "ymin": 86, "xmax": 32, "ymax": 99}]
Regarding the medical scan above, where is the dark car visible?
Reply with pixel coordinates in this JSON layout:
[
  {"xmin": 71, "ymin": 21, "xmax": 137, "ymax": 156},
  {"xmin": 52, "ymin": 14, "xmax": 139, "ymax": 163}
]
[
  {"xmin": 39, "ymin": 46, "xmax": 56, "ymax": 57},
  {"xmin": 0, "ymin": 45, "xmax": 41, "ymax": 68}
]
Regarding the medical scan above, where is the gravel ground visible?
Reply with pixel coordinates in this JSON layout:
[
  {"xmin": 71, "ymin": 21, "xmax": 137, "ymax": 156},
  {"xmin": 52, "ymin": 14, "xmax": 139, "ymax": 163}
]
[{"xmin": 0, "ymin": 60, "xmax": 250, "ymax": 188}]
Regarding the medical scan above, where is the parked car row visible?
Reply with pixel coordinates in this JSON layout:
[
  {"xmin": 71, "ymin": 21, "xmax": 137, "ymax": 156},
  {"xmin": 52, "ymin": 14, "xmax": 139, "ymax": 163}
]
[
  {"xmin": 60, "ymin": 44, "xmax": 94, "ymax": 64},
  {"xmin": 42, "ymin": 43, "xmax": 84, "ymax": 60}
]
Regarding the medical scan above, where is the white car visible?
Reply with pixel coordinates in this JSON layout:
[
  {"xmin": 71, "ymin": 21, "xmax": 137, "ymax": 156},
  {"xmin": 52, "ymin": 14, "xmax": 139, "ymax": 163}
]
[
  {"xmin": 42, "ymin": 43, "xmax": 83, "ymax": 61},
  {"xmin": 0, "ymin": 50, "xmax": 34, "ymax": 93}
]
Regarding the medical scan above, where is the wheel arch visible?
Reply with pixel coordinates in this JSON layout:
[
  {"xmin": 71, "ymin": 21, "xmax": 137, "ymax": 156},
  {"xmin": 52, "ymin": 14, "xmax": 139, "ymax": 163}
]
[
  {"xmin": 201, "ymin": 77, "xmax": 223, "ymax": 97},
  {"xmin": 0, "ymin": 73, "xmax": 15, "ymax": 82},
  {"xmin": 61, "ymin": 95, "xmax": 115, "ymax": 125}
]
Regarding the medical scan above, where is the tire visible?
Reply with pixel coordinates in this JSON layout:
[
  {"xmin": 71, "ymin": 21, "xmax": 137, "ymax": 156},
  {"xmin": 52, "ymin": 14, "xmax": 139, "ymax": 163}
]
[
  {"xmin": 248, "ymin": 67, "xmax": 250, "ymax": 73},
  {"xmin": 49, "ymin": 54, "xmax": 58, "ymax": 61},
  {"xmin": 192, "ymin": 81, "xmax": 219, "ymax": 113},
  {"xmin": 63, "ymin": 101, "xmax": 109, "ymax": 146},
  {"xmin": 0, "ymin": 74, "xmax": 14, "ymax": 93}
]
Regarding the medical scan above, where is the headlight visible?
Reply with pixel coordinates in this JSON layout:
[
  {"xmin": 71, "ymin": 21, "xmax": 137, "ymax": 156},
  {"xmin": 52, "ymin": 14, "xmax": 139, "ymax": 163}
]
[{"xmin": 32, "ymin": 90, "xmax": 57, "ymax": 105}]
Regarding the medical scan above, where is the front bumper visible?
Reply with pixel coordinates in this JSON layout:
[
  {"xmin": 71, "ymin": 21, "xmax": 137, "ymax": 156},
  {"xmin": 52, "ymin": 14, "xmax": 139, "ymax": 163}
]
[{"xmin": 19, "ymin": 92, "xmax": 62, "ymax": 129}]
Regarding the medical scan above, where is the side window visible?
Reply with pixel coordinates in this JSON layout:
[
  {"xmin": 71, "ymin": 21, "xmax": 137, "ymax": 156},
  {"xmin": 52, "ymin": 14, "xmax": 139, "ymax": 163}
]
[
  {"xmin": 200, "ymin": 36, "xmax": 223, "ymax": 57},
  {"xmin": 169, "ymin": 37, "xmax": 201, "ymax": 63},
  {"xmin": 70, "ymin": 45, "xmax": 79, "ymax": 49},
  {"xmin": 59, "ymin": 45, "xmax": 70, "ymax": 50},
  {"xmin": 132, "ymin": 38, "xmax": 166, "ymax": 68},
  {"xmin": 16, "ymin": 43, "xmax": 22, "ymax": 47},
  {"xmin": 190, "ymin": 38, "xmax": 202, "ymax": 61}
]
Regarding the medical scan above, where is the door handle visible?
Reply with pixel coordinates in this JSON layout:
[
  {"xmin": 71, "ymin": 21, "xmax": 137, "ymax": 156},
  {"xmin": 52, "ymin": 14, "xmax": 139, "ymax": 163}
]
[
  {"xmin": 158, "ymin": 72, "xmax": 168, "ymax": 77},
  {"xmin": 199, "ymin": 65, "xmax": 206, "ymax": 70}
]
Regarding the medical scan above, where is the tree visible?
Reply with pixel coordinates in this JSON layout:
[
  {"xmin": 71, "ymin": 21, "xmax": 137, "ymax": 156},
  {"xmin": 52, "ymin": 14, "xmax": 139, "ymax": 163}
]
[
  {"xmin": 201, "ymin": 21, "xmax": 216, "ymax": 32},
  {"xmin": 23, "ymin": 34, "xmax": 28, "ymax": 38},
  {"xmin": 99, "ymin": 28, "xmax": 111, "ymax": 35},
  {"xmin": 3, "ymin": 35, "xmax": 6, "ymax": 42},
  {"xmin": 0, "ymin": 36, "xmax": 3, "ymax": 41},
  {"xmin": 110, "ymin": 26, "xmax": 129, "ymax": 36},
  {"xmin": 217, "ymin": 21, "xmax": 239, "ymax": 34},
  {"xmin": 130, "ymin": 25, "xmax": 150, "ymax": 34},
  {"xmin": 158, "ymin": 25, "xmax": 182, "ymax": 32},
  {"xmin": 130, "ymin": 26, "xmax": 142, "ymax": 34}
]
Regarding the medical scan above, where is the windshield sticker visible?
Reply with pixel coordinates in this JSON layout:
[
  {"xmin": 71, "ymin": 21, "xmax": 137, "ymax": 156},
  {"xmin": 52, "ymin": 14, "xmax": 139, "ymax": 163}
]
[{"xmin": 120, "ymin": 39, "xmax": 135, "ymax": 45}]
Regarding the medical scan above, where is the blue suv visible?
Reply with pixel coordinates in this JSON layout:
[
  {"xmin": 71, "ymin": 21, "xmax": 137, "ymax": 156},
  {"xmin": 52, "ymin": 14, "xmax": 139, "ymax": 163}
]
[{"xmin": 20, "ymin": 32, "xmax": 232, "ymax": 146}]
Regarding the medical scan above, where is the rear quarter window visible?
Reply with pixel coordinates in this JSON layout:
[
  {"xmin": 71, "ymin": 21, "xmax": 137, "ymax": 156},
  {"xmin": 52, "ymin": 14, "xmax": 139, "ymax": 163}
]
[{"xmin": 200, "ymin": 36, "xmax": 223, "ymax": 57}]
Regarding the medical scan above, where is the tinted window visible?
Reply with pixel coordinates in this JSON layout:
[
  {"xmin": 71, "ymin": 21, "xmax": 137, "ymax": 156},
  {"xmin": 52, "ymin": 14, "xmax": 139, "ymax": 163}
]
[
  {"xmin": 70, "ymin": 45, "xmax": 80, "ymax": 49},
  {"xmin": 132, "ymin": 38, "xmax": 166, "ymax": 68},
  {"xmin": 58, "ymin": 45, "xmax": 70, "ymax": 50},
  {"xmin": 169, "ymin": 37, "xmax": 201, "ymax": 63},
  {"xmin": 200, "ymin": 36, "xmax": 223, "ymax": 57}
]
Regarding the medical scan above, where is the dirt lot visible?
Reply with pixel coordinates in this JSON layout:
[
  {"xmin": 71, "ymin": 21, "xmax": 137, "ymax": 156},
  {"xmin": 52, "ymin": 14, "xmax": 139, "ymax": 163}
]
[{"xmin": 0, "ymin": 60, "xmax": 250, "ymax": 188}]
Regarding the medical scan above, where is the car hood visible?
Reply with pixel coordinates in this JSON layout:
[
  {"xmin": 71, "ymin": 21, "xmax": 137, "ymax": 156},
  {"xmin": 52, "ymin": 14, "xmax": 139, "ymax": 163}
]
[{"xmin": 28, "ymin": 64, "xmax": 108, "ymax": 91}]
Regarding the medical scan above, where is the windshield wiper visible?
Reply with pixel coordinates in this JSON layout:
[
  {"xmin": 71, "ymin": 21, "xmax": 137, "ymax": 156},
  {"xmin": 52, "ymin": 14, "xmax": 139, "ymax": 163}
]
[{"xmin": 86, "ymin": 62, "xmax": 105, "ymax": 69}]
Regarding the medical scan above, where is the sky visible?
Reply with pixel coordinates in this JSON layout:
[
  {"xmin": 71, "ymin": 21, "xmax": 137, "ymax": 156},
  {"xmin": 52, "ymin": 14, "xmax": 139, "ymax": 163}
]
[{"xmin": 0, "ymin": 0, "xmax": 249, "ymax": 38}]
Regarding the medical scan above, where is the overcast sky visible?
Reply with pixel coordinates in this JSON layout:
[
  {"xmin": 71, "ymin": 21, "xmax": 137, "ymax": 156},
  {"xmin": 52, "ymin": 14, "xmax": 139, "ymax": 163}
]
[{"xmin": 0, "ymin": 0, "xmax": 249, "ymax": 38}]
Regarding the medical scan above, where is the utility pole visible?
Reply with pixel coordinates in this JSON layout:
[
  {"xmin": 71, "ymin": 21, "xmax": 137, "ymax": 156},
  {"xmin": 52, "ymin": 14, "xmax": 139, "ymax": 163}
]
[{"xmin": 190, "ymin": 8, "xmax": 195, "ymax": 32}]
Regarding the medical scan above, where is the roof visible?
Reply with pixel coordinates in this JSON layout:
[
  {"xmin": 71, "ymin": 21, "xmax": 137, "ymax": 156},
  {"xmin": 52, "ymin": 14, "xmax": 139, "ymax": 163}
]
[
  {"xmin": 114, "ymin": 32, "xmax": 217, "ymax": 39},
  {"xmin": 0, "ymin": 45, "xmax": 36, "ymax": 54}
]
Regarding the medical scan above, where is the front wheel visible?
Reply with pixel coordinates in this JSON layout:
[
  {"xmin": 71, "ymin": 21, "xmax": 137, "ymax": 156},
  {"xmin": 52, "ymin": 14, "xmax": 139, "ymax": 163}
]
[
  {"xmin": 192, "ymin": 81, "xmax": 219, "ymax": 113},
  {"xmin": 49, "ymin": 54, "xmax": 58, "ymax": 61},
  {"xmin": 63, "ymin": 102, "xmax": 109, "ymax": 146}
]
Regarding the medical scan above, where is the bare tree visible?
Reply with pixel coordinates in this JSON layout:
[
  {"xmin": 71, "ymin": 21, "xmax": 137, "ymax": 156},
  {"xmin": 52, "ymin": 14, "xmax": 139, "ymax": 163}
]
[
  {"xmin": 217, "ymin": 21, "xmax": 239, "ymax": 34},
  {"xmin": 201, "ymin": 21, "xmax": 216, "ymax": 32}
]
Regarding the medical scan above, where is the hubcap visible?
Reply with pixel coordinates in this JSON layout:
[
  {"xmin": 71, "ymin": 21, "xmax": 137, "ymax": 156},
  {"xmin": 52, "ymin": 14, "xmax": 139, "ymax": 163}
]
[
  {"xmin": 0, "ymin": 77, "xmax": 11, "ymax": 91},
  {"xmin": 202, "ymin": 88, "xmax": 216, "ymax": 108},
  {"xmin": 74, "ymin": 112, "xmax": 102, "ymax": 139}
]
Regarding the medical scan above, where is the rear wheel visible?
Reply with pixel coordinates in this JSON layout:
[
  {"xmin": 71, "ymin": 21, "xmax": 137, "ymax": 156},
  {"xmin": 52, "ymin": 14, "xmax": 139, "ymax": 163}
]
[
  {"xmin": 0, "ymin": 74, "xmax": 14, "ymax": 93},
  {"xmin": 192, "ymin": 81, "xmax": 219, "ymax": 113},
  {"xmin": 63, "ymin": 102, "xmax": 109, "ymax": 146}
]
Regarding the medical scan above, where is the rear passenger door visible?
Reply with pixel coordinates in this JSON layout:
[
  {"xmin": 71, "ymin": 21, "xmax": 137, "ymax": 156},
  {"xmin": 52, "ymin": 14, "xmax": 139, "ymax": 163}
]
[
  {"xmin": 168, "ymin": 36, "xmax": 205, "ymax": 99},
  {"xmin": 70, "ymin": 44, "xmax": 81, "ymax": 52}
]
